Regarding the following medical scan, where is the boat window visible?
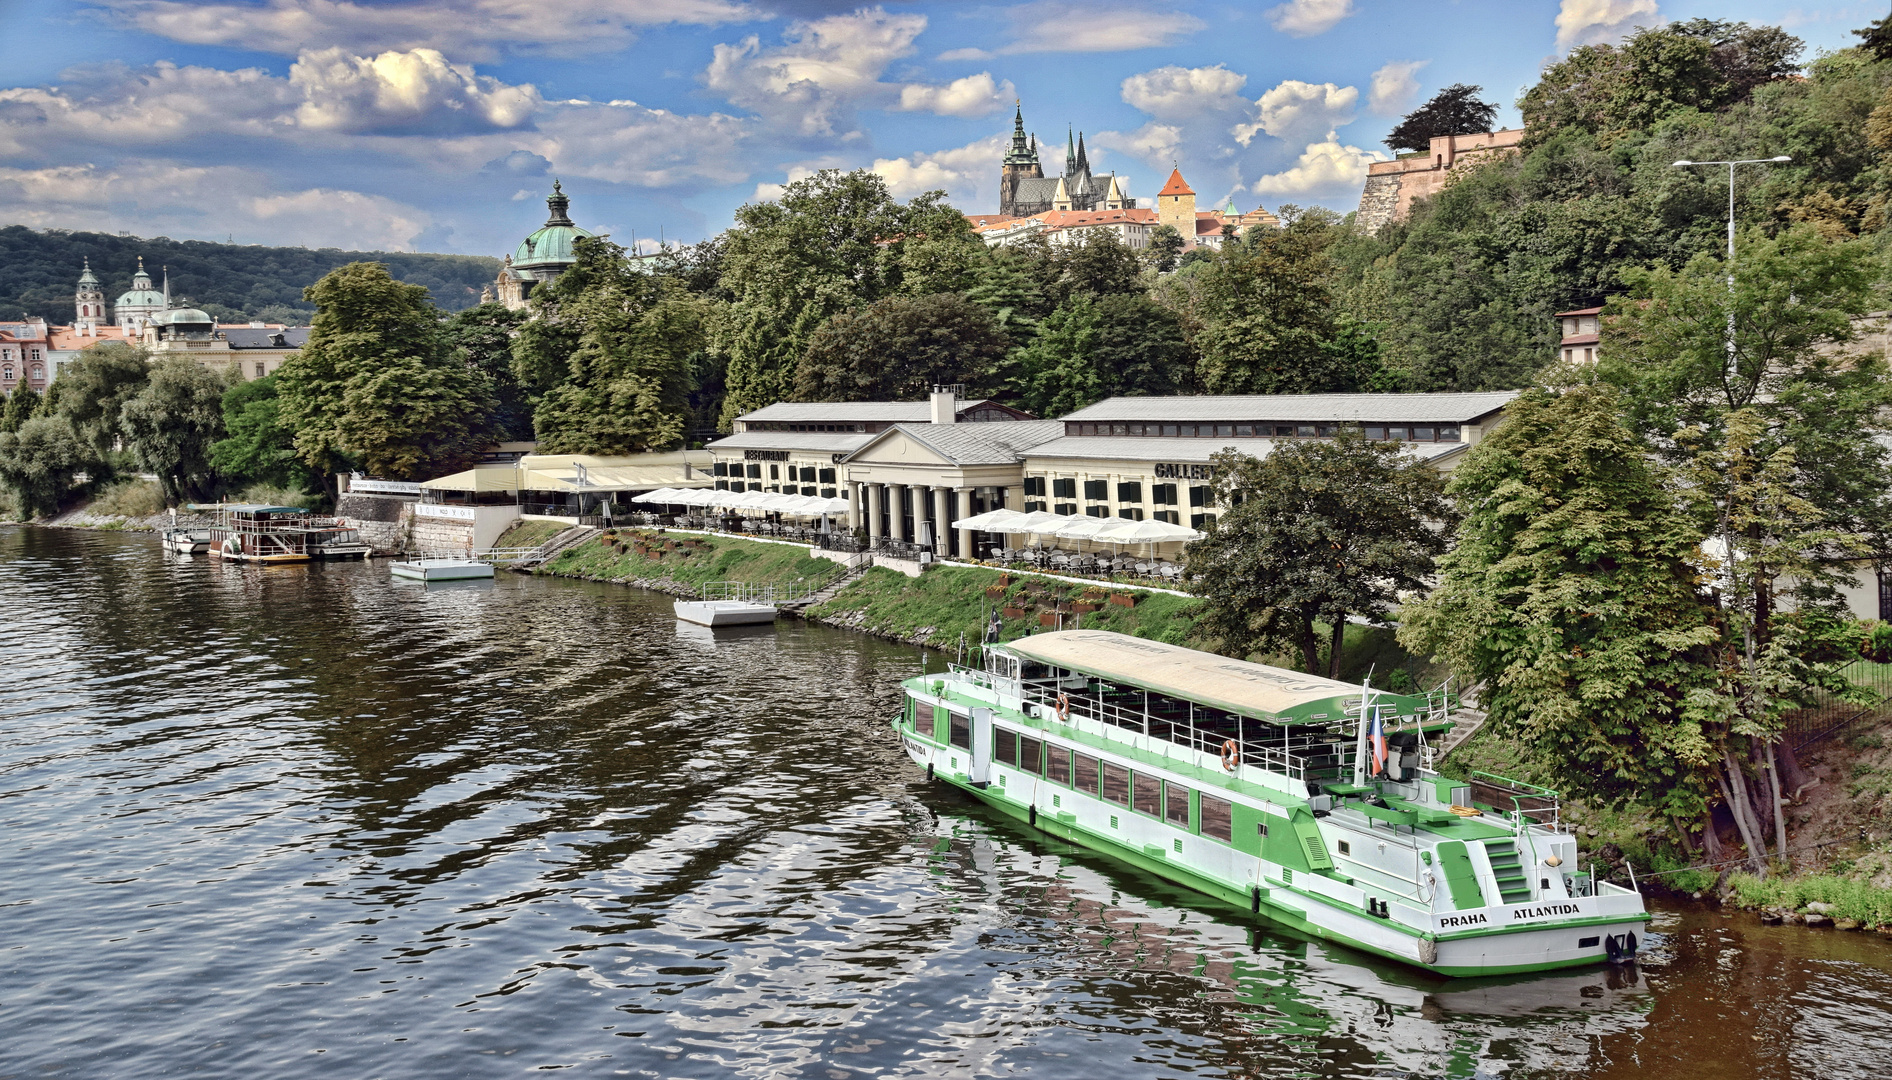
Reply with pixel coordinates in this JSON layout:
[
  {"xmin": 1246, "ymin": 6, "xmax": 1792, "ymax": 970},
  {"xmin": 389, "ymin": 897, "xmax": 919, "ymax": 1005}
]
[
  {"xmin": 1045, "ymin": 745, "xmax": 1072, "ymax": 785},
  {"xmin": 1020, "ymin": 661, "xmax": 1053, "ymax": 681},
  {"xmin": 1019, "ymin": 736, "xmax": 1042, "ymax": 775},
  {"xmin": 1132, "ymin": 773, "xmax": 1161, "ymax": 817},
  {"xmin": 1075, "ymin": 753, "xmax": 1100, "ymax": 795},
  {"xmin": 1337, "ymin": 840, "xmax": 1351, "ymax": 856},
  {"xmin": 996, "ymin": 728, "xmax": 1017, "ymax": 767},
  {"xmin": 1102, "ymin": 762, "xmax": 1129, "ymax": 806},
  {"xmin": 1200, "ymin": 795, "xmax": 1233, "ymax": 842},
  {"xmin": 1164, "ymin": 783, "xmax": 1190, "ymax": 827},
  {"xmin": 950, "ymin": 714, "xmax": 970, "ymax": 750}
]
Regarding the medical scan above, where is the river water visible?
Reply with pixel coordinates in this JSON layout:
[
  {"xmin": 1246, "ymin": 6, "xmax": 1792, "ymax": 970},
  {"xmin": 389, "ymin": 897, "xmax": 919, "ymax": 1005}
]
[{"xmin": 3, "ymin": 527, "xmax": 1890, "ymax": 1080}]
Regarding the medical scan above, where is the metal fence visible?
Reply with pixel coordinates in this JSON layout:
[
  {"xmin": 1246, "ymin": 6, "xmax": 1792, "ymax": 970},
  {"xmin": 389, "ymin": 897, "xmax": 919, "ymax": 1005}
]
[{"xmin": 1786, "ymin": 658, "xmax": 1892, "ymax": 752}]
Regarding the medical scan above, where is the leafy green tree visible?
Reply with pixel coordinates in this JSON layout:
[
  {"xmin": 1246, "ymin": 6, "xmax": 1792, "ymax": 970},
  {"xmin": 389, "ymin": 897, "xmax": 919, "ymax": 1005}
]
[
  {"xmin": 1521, "ymin": 20, "xmax": 1803, "ymax": 146},
  {"xmin": 444, "ymin": 303, "xmax": 533, "ymax": 441},
  {"xmin": 511, "ymin": 237, "xmax": 701, "ymax": 452},
  {"xmin": 119, "ymin": 358, "xmax": 228, "ymax": 504},
  {"xmin": 1012, "ymin": 293, "xmax": 1192, "ymax": 416},
  {"xmin": 53, "ymin": 341, "xmax": 149, "ymax": 456},
  {"xmin": 0, "ymin": 415, "xmax": 103, "ymax": 518},
  {"xmin": 277, "ymin": 262, "xmax": 493, "ymax": 489},
  {"xmin": 1856, "ymin": 12, "xmax": 1892, "ymax": 61},
  {"xmin": 1145, "ymin": 224, "xmax": 1185, "ymax": 273},
  {"xmin": 1385, "ymin": 84, "xmax": 1498, "ymax": 153},
  {"xmin": 1181, "ymin": 217, "xmax": 1355, "ymax": 394},
  {"xmin": 1049, "ymin": 230, "xmax": 1148, "ymax": 301},
  {"xmin": 1, "ymin": 385, "xmax": 42, "ymax": 433},
  {"xmin": 965, "ymin": 255, "xmax": 1051, "ymax": 346},
  {"xmin": 1398, "ymin": 386, "xmax": 1722, "ymax": 820},
  {"xmin": 209, "ymin": 374, "xmax": 310, "ymax": 491},
  {"xmin": 794, "ymin": 293, "xmax": 1011, "ymax": 403},
  {"xmin": 1185, "ymin": 432, "xmax": 1453, "ymax": 678},
  {"xmin": 716, "ymin": 170, "xmax": 978, "ymax": 425}
]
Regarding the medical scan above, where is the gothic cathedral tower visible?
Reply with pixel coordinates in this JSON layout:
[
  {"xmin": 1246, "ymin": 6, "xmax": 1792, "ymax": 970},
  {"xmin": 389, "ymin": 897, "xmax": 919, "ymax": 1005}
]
[
  {"xmin": 75, "ymin": 258, "xmax": 104, "ymax": 330},
  {"xmin": 998, "ymin": 102, "xmax": 1042, "ymax": 218}
]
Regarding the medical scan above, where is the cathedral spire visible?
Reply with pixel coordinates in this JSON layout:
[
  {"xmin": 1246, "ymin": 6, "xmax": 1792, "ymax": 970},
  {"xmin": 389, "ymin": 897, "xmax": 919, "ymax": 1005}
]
[
  {"xmin": 1064, "ymin": 126, "xmax": 1076, "ymax": 175},
  {"xmin": 1004, "ymin": 101, "xmax": 1039, "ymax": 166},
  {"xmin": 1075, "ymin": 132, "xmax": 1089, "ymax": 174}
]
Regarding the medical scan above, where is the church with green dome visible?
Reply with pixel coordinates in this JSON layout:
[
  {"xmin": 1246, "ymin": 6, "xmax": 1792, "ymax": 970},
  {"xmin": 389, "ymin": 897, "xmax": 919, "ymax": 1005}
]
[{"xmin": 488, "ymin": 181, "xmax": 594, "ymax": 311}]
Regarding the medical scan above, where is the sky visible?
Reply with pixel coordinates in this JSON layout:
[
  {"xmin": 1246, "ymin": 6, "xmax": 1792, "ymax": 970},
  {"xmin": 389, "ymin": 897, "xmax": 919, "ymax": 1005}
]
[{"xmin": 0, "ymin": 0, "xmax": 1877, "ymax": 261}]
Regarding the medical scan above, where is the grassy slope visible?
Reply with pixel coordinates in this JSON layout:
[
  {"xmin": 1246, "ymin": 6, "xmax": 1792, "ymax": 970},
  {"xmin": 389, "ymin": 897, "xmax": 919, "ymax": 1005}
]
[
  {"xmin": 537, "ymin": 529, "xmax": 838, "ymax": 593},
  {"xmin": 493, "ymin": 520, "xmax": 571, "ymax": 550}
]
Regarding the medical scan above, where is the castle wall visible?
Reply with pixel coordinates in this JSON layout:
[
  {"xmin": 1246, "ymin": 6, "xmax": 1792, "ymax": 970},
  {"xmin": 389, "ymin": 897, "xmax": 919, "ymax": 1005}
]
[{"xmin": 1354, "ymin": 128, "xmax": 1525, "ymax": 233}]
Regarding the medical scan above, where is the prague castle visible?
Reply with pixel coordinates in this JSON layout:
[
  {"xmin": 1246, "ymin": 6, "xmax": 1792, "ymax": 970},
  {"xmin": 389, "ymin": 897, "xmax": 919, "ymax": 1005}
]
[{"xmin": 998, "ymin": 104, "xmax": 1131, "ymax": 218}]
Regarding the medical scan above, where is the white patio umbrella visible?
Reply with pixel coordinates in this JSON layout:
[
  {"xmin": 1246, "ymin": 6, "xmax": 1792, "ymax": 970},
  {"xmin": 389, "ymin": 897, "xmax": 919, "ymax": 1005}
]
[
  {"xmin": 1052, "ymin": 515, "xmax": 1127, "ymax": 540},
  {"xmin": 1102, "ymin": 518, "xmax": 1202, "ymax": 543},
  {"xmin": 634, "ymin": 488, "xmax": 679, "ymax": 505},
  {"xmin": 950, "ymin": 508, "xmax": 1026, "ymax": 531}
]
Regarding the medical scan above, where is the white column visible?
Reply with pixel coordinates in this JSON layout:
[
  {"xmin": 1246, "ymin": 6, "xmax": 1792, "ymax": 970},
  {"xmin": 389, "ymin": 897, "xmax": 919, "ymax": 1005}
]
[
  {"xmin": 934, "ymin": 486, "xmax": 952, "ymax": 554},
  {"xmin": 889, "ymin": 484, "xmax": 907, "ymax": 543},
  {"xmin": 955, "ymin": 488, "xmax": 973, "ymax": 562},
  {"xmin": 866, "ymin": 483, "xmax": 883, "ymax": 541},
  {"xmin": 847, "ymin": 480, "xmax": 862, "ymax": 531}
]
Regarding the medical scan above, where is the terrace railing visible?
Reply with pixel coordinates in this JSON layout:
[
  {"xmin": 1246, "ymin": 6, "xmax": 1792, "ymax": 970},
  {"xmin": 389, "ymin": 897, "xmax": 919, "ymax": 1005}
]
[{"xmin": 1468, "ymin": 771, "xmax": 1561, "ymax": 828}]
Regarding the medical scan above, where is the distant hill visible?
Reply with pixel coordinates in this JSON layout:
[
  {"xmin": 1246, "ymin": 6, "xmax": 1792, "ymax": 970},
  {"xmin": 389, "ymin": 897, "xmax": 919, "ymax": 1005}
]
[{"xmin": 0, "ymin": 225, "xmax": 501, "ymax": 326}]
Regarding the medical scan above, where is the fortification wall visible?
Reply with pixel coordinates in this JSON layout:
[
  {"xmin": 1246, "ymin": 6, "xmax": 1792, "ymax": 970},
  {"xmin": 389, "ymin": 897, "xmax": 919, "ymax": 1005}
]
[{"xmin": 335, "ymin": 493, "xmax": 412, "ymax": 554}]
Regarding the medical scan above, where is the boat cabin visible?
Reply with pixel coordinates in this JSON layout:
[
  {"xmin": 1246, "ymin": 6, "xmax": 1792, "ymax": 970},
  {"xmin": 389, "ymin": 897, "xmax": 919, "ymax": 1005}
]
[{"xmin": 206, "ymin": 504, "xmax": 370, "ymax": 562}]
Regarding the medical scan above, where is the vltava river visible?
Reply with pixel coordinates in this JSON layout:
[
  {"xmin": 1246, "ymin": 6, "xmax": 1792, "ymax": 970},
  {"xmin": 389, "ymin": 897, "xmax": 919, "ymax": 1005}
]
[{"xmin": 4, "ymin": 527, "xmax": 1890, "ymax": 1079}]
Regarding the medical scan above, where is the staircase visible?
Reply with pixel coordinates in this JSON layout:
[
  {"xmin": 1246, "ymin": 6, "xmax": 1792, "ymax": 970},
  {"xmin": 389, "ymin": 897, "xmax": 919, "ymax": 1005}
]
[
  {"xmin": 1434, "ymin": 706, "xmax": 1487, "ymax": 760},
  {"xmin": 780, "ymin": 553, "xmax": 872, "ymax": 614},
  {"xmin": 477, "ymin": 526, "xmax": 599, "ymax": 569},
  {"xmin": 1483, "ymin": 839, "xmax": 1533, "ymax": 904}
]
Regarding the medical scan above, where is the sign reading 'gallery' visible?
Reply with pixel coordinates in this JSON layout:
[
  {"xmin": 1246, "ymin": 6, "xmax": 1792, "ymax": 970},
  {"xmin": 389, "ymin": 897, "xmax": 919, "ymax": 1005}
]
[{"xmin": 1153, "ymin": 463, "xmax": 1217, "ymax": 480}]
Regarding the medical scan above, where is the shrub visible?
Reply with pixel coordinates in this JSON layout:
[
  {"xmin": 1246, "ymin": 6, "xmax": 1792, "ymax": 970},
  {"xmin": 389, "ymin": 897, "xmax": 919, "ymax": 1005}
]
[{"xmin": 88, "ymin": 479, "xmax": 166, "ymax": 518}]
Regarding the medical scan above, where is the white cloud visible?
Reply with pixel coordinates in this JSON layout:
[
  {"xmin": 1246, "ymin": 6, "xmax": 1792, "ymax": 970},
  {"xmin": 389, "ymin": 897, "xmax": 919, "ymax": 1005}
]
[
  {"xmin": 1554, "ymin": 0, "xmax": 1660, "ymax": 51},
  {"xmin": 0, "ymin": 162, "xmax": 431, "ymax": 249},
  {"xmin": 1266, "ymin": 0, "xmax": 1354, "ymax": 37},
  {"xmin": 871, "ymin": 135, "xmax": 1004, "ymax": 201},
  {"xmin": 1000, "ymin": 1, "xmax": 1205, "ymax": 53},
  {"xmin": 1235, "ymin": 80, "xmax": 1358, "ymax": 147},
  {"xmin": 290, "ymin": 48, "xmax": 540, "ymax": 133},
  {"xmin": 1251, "ymin": 137, "xmax": 1386, "ymax": 198},
  {"xmin": 896, "ymin": 73, "xmax": 1013, "ymax": 118},
  {"xmin": 102, "ymin": 0, "xmax": 755, "ymax": 60},
  {"xmin": 936, "ymin": 47, "xmax": 993, "ymax": 62},
  {"xmin": 1091, "ymin": 123, "xmax": 1183, "ymax": 170},
  {"xmin": 529, "ymin": 101, "xmax": 751, "ymax": 188},
  {"xmin": 1368, "ymin": 60, "xmax": 1428, "ymax": 115},
  {"xmin": 0, "ymin": 61, "xmax": 294, "ymax": 155},
  {"xmin": 1119, "ymin": 65, "xmax": 1248, "ymax": 120},
  {"xmin": 705, "ymin": 8, "xmax": 998, "ymax": 135}
]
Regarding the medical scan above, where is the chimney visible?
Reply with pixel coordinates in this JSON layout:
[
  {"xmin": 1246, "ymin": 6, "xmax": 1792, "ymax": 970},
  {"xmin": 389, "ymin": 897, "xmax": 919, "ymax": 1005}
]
[{"xmin": 930, "ymin": 384, "xmax": 958, "ymax": 425}]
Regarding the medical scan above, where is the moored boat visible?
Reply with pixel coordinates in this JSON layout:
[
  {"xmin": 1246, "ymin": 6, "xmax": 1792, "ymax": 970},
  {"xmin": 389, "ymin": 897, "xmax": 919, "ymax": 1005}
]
[
  {"xmin": 895, "ymin": 630, "xmax": 1648, "ymax": 977},
  {"xmin": 389, "ymin": 558, "xmax": 496, "ymax": 581},
  {"xmin": 161, "ymin": 527, "xmax": 211, "ymax": 555},
  {"xmin": 673, "ymin": 599, "xmax": 778, "ymax": 627}
]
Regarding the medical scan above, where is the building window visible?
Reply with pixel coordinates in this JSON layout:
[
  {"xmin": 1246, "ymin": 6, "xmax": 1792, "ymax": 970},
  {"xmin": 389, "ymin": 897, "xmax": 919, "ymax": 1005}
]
[
  {"xmin": 1234, "ymin": 424, "xmax": 1254, "ymax": 437},
  {"xmin": 1116, "ymin": 481, "xmax": 1142, "ymax": 503},
  {"xmin": 1164, "ymin": 783, "xmax": 1190, "ymax": 827},
  {"xmin": 1364, "ymin": 425, "xmax": 1386, "ymax": 440},
  {"xmin": 29, "ymin": 350, "xmax": 39, "ymax": 361},
  {"xmin": 1153, "ymin": 510, "xmax": 1179, "ymax": 525},
  {"xmin": 1152, "ymin": 483, "xmax": 1177, "ymax": 506},
  {"xmin": 769, "ymin": 464, "xmax": 780, "ymax": 480},
  {"xmin": 746, "ymin": 464, "xmax": 761, "ymax": 479},
  {"xmin": 1052, "ymin": 478, "xmax": 1076, "ymax": 499},
  {"xmin": 1086, "ymin": 505, "xmax": 1108, "ymax": 518},
  {"xmin": 30, "ymin": 366, "xmax": 42, "ymax": 379},
  {"xmin": 1200, "ymin": 794, "xmax": 1233, "ymax": 842},
  {"xmin": 255, "ymin": 363, "xmax": 266, "ymax": 378},
  {"xmin": 1083, "ymin": 479, "xmax": 1107, "ymax": 501},
  {"xmin": 1025, "ymin": 501, "xmax": 1046, "ymax": 512},
  {"xmin": 818, "ymin": 468, "xmax": 836, "ymax": 484},
  {"xmin": 1412, "ymin": 426, "xmax": 1434, "ymax": 441},
  {"xmin": 714, "ymin": 462, "xmax": 728, "ymax": 476},
  {"xmin": 820, "ymin": 487, "xmax": 837, "ymax": 498},
  {"xmin": 1188, "ymin": 485, "xmax": 1211, "ymax": 507},
  {"xmin": 1191, "ymin": 513, "xmax": 1217, "ymax": 529},
  {"xmin": 1053, "ymin": 503, "xmax": 1075, "ymax": 515},
  {"xmin": 2, "ymin": 367, "xmax": 10, "ymax": 380},
  {"xmin": 1023, "ymin": 476, "xmax": 1046, "ymax": 497},
  {"xmin": 1162, "ymin": 424, "xmax": 1179, "ymax": 437},
  {"xmin": 1438, "ymin": 426, "xmax": 1461, "ymax": 441},
  {"xmin": 1117, "ymin": 508, "xmax": 1144, "ymax": 520}
]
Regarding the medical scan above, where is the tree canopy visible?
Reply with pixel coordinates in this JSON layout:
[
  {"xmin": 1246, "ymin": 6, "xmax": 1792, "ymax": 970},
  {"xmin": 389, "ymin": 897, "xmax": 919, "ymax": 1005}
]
[
  {"xmin": 119, "ymin": 358, "xmax": 227, "ymax": 504},
  {"xmin": 1385, "ymin": 84, "xmax": 1499, "ymax": 153},
  {"xmin": 793, "ymin": 293, "xmax": 1010, "ymax": 403}
]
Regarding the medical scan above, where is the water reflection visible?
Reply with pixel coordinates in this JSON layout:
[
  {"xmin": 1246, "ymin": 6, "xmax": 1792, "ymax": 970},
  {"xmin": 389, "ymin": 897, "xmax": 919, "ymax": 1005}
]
[{"xmin": 0, "ymin": 527, "xmax": 1887, "ymax": 1080}]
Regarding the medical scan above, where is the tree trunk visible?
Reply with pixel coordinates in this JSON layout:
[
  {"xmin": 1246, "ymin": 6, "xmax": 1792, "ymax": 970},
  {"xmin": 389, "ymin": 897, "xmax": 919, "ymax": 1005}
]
[
  {"xmin": 1326, "ymin": 617, "xmax": 1347, "ymax": 681},
  {"xmin": 1700, "ymin": 810, "xmax": 1725, "ymax": 862},
  {"xmin": 1300, "ymin": 626, "xmax": 1320, "ymax": 676},
  {"xmin": 1765, "ymin": 740, "xmax": 1790, "ymax": 871},
  {"xmin": 1670, "ymin": 814, "xmax": 1698, "ymax": 855},
  {"xmin": 1777, "ymin": 737, "xmax": 1812, "ymax": 793},
  {"xmin": 1718, "ymin": 752, "xmax": 1767, "ymax": 875}
]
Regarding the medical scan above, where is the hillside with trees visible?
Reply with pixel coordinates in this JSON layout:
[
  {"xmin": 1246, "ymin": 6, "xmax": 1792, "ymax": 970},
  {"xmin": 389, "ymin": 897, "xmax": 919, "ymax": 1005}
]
[{"xmin": 0, "ymin": 226, "xmax": 499, "ymax": 325}]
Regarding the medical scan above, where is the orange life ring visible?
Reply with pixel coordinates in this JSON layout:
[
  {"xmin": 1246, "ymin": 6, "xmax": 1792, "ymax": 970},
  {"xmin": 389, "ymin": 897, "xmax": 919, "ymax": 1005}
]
[
  {"xmin": 1221, "ymin": 739, "xmax": 1240, "ymax": 772},
  {"xmin": 1055, "ymin": 693, "xmax": 1070, "ymax": 722}
]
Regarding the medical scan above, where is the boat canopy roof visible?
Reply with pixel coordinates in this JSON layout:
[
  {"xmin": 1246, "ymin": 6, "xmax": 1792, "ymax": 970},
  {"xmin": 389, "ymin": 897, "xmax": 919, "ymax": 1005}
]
[
  {"xmin": 998, "ymin": 630, "xmax": 1426, "ymax": 724},
  {"xmin": 225, "ymin": 504, "xmax": 308, "ymax": 514}
]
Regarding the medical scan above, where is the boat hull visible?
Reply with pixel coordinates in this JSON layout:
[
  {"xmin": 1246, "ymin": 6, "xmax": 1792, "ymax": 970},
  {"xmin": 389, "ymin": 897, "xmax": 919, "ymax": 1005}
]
[
  {"xmin": 674, "ymin": 599, "xmax": 778, "ymax": 627},
  {"xmin": 390, "ymin": 559, "xmax": 495, "ymax": 581},
  {"xmin": 897, "ymin": 722, "xmax": 1647, "ymax": 978}
]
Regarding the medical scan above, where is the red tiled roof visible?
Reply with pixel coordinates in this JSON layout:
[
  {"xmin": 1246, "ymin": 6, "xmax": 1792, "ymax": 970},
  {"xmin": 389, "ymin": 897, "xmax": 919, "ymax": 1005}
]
[
  {"xmin": 963, "ymin": 214, "xmax": 1018, "ymax": 227},
  {"xmin": 1038, "ymin": 208, "xmax": 1157, "ymax": 228},
  {"xmin": 1158, "ymin": 169, "xmax": 1194, "ymax": 196},
  {"xmin": 1195, "ymin": 213, "xmax": 1223, "ymax": 237},
  {"xmin": 1560, "ymin": 333, "xmax": 1600, "ymax": 346},
  {"xmin": 1555, "ymin": 306, "xmax": 1604, "ymax": 317},
  {"xmin": 48, "ymin": 326, "xmax": 130, "ymax": 349}
]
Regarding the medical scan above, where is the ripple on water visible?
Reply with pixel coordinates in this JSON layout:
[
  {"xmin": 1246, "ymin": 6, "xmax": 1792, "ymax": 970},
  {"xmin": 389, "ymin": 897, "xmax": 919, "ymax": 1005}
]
[{"xmin": 2, "ymin": 527, "xmax": 1889, "ymax": 1080}]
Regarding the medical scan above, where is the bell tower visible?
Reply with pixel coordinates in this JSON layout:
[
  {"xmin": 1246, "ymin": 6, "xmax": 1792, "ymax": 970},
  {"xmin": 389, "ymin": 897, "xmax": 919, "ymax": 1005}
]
[
  {"xmin": 75, "ymin": 258, "xmax": 104, "ymax": 331},
  {"xmin": 999, "ymin": 101, "xmax": 1043, "ymax": 218}
]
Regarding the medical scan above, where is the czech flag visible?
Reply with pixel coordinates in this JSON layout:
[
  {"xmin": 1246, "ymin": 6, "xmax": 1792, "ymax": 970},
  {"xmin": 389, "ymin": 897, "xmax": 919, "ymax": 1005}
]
[{"xmin": 1370, "ymin": 711, "xmax": 1388, "ymax": 776}]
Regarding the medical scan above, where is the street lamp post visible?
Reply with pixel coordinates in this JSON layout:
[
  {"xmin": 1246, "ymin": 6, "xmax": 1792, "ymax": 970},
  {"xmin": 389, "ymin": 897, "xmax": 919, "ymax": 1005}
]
[{"xmin": 1670, "ymin": 156, "xmax": 1792, "ymax": 369}]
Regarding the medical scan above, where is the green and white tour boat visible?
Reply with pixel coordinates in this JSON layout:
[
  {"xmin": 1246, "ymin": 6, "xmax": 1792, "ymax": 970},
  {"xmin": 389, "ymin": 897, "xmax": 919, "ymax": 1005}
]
[{"xmin": 895, "ymin": 630, "xmax": 1648, "ymax": 977}]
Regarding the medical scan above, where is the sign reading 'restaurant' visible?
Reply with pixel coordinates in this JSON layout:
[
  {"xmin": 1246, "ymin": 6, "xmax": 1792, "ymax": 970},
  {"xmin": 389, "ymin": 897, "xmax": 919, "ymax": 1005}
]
[
  {"xmin": 1153, "ymin": 463, "xmax": 1217, "ymax": 480},
  {"xmin": 743, "ymin": 450, "xmax": 790, "ymax": 461}
]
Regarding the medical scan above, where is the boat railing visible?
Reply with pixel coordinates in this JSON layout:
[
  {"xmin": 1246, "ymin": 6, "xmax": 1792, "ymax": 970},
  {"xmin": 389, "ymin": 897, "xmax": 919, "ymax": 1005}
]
[
  {"xmin": 1469, "ymin": 770, "xmax": 1561, "ymax": 828},
  {"xmin": 1015, "ymin": 683, "xmax": 1341, "ymax": 782},
  {"xmin": 698, "ymin": 579, "xmax": 822, "ymax": 605}
]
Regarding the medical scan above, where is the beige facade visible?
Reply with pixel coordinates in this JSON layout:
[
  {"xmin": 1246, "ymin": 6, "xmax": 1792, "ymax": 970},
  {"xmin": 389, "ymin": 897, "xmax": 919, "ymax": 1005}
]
[{"xmin": 1356, "ymin": 128, "xmax": 1525, "ymax": 232}]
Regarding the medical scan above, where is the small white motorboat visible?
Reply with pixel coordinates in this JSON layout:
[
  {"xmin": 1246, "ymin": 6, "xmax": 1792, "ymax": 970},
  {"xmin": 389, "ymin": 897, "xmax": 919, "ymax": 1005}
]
[
  {"xmin": 161, "ymin": 527, "xmax": 211, "ymax": 555},
  {"xmin": 390, "ymin": 558, "xmax": 496, "ymax": 582},
  {"xmin": 673, "ymin": 599, "xmax": 778, "ymax": 627}
]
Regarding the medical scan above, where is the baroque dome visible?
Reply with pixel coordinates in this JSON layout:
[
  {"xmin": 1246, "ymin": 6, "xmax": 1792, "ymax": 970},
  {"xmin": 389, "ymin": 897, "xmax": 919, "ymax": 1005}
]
[{"xmin": 512, "ymin": 180, "xmax": 593, "ymax": 281}]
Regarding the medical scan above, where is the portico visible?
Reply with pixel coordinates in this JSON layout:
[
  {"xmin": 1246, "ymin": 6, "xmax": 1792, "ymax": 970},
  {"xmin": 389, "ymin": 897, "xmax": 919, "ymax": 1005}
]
[{"xmin": 842, "ymin": 420, "xmax": 1061, "ymax": 558}]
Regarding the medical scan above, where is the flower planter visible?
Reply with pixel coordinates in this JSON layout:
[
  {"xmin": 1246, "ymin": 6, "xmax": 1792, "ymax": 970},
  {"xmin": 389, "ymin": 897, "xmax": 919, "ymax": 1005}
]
[
  {"xmin": 999, "ymin": 573, "xmax": 1011, "ymax": 587},
  {"xmin": 984, "ymin": 586, "xmax": 1007, "ymax": 599},
  {"xmin": 1001, "ymin": 606, "xmax": 1026, "ymax": 619},
  {"xmin": 1071, "ymin": 601, "xmax": 1098, "ymax": 614},
  {"xmin": 1109, "ymin": 593, "xmax": 1137, "ymax": 608},
  {"xmin": 1039, "ymin": 612, "xmax": 1060, "ymax": 627}
]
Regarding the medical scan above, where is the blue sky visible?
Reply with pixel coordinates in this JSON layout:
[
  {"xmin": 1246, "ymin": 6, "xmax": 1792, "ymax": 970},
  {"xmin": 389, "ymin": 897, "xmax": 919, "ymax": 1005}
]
[{"xmin": 0, "ymin": 0, "xmax": 1875, "ymax": 259}]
